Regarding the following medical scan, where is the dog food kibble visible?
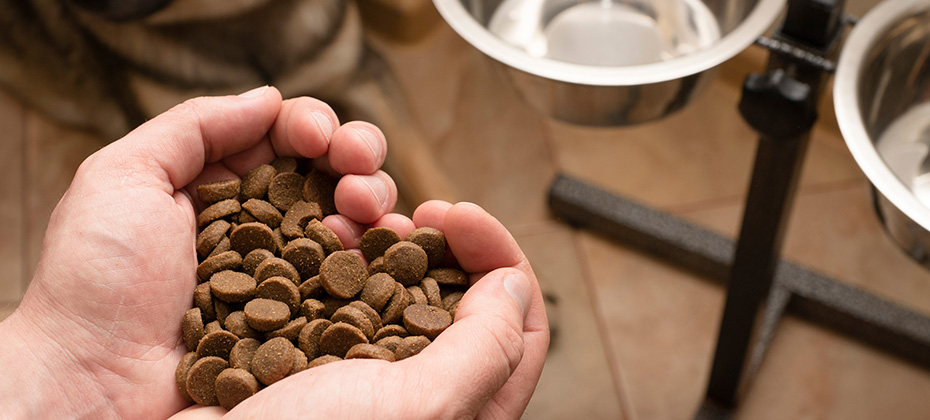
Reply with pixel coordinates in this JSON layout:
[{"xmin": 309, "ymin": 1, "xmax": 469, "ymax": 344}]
[
  {"xmin": 406, "ymin": 227, "xmax": 446, "ymax": 269},
  {"xmin": 244, "ymin": 298, "xmax": 291, "ymax": 331},
  {"xmin": 403, "ymin": 304, "xmax": 452, "ymax": 340},
  {"xmin": 359, "ymin": 227, "xmax": 401, "ymax": 262},
  {"xmin": 176, "ymin": 158, "xmax": 477, "ymax": 407},
  {"xmin": 268, "ymin": 172, "xmax": 305, "ymax": 211},
  {"xmin": 346, "ymin": 343, "xmax": 396, "ymax": 362},
  {"xmin": 384, "ymin": 241, "xmax": 428, "ymax": 286},
  {"xmin": 319, "ymin": 251, "xmax": 367, "ymax": 299},
  {"xmin": 186, "ymin": 356, "xmax": 229, "ymax": 406},
  {"xmin": 198, "ymin": 179, "xmax": 241, "ymax": 204},
  {"xmin": 251, "ymin": 337, "xmax": 296, "ymax": 386},
  {"xmin": 241, "ymin": 199, "xmax": 284, "ymax": 229},
  {"xmin": 215, "ymin": 368, "xmax": 260, "ymax": 410}
]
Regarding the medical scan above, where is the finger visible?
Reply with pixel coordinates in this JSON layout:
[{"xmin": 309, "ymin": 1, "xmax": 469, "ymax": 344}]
[
  {"xmin": 322, "ymin": 214, "xmax": 366, "ymax": 250},
  {"xmin": 404, "ymin": 267, "xmax": 532, "ymax": 419},
  {"xmin": 411, "ymin": 200, "xmax": 453, "ymax": 231},
  {"xmin": 166, "ymin": 405, "xmax": 225, "ymax": 420},
  {"xmin": 327, "ymin": 121, "xmax": 387, "ymax": 175},
  {"xmin": 269, "ymin": 97, "xmax": 338, "ymax": 159},
  {"xmin": 371, "ymin": 213, "xmax": 416, "ymax": 239},
  {"xmin": 91, "ymin": 86, "xmax": 282, "ymax": 192},
  {"xmin": 442, "ymin": 202, "xmax": 523, "ymax": 273},
  {"xmin": 220, "ymin": 136, "xmax": 277, "ymax": 177},
  {"xmin": 334, "ymin": 171, "xmax": 397, "ymax": 224}
]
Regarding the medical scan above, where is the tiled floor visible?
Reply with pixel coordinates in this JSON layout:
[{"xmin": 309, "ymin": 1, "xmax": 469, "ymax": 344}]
[{"xmin": 3, "ymin": 1, "xmax": 930, "ymax": 419}]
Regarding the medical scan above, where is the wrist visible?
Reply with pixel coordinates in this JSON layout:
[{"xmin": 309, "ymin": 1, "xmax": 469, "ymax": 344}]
[{"xmin": 0, "ymin": 307, "xmax": 112, "ymax": 419}]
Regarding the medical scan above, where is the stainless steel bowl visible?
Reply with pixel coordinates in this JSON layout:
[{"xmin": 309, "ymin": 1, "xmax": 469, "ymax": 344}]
[
  {"xmin": 835, "ymin": 0, "xmax": 930, "ymax": 267},
  {"xmin": 432, "ymin": 0, "xmax": 786, "ymax": 126}
]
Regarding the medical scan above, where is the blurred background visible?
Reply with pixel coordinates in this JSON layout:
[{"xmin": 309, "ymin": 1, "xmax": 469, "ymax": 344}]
[{"xmin": 3, "ymin": 0, "xmax": 930, "ymax": 418}]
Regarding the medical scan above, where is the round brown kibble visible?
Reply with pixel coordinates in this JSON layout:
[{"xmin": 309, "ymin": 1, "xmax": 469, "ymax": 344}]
[
  {"xmin": 254, "ymin": 257, "xmax": 300, "ymax": 285},
  {"xmin": 198, "ymin": 179, "xmax": 240, "ymax": 204},
  {"xmin": 268, "ymin": 172, "xmax": 305, "ymax": 211},
  {"xmin": 403, "ymin": 304, "xmax": 452, "ymax": 340},
  {"xmin": 360, "ymin": 273, "xmax": 395, "ymax": 312},
  {"xmin": 197, "ymin": 250, "xmax": 242, "ymax": 282},
  {"xmin": 428, "ymin": 268, "xmax": 469, "ymax": 287},
  {"xmin": 175, "ymin": 352, "xmax": 198, "ymax": 402},
  {"xmin": 302, "ymin": 169, "xmax": 338, "ymax": 216},
  {"xmin": 346, "ymin": 343, "xmax": 396, "ymax": 362},
  {"xmin": 238, "ymin": 211, "xmax": 258, "ymax": 224},
  {"xmin": 373, "ymin": 324, "xmax": 409, "ymax": 342},
  {"xmin": 215, "ymin": 368, "xmax": 259, "ymax": 410},
  {"xmin": 331, "ymin": 305, "xmax": 375, "ymax": 341},
  {"xmin": 224, "ymin": 311, "xmax": 262, "ymax": 340},
  {"xmin": 380, "ymin": 281, "xmax": 410, "ymax": 325},
  {"xmin": 321, "ymin": 297, "xmax": 352, "ymax": 318},
  {"xmin": 182, "ymin": 308, "xmax": 205, "ymax": 351},
  {"xmin": 298, "ymin": 318, "xmax": 332, "ymax": 360},
  {"xmin": 207, "ymin": 236, "xmax": 232, "ymax": 259},
  {"xmin": 214, "ymin": 300, "xmax": 233, "ymax": 327},
  {"xmin": 349, "ymin": 301, "xmax": 383, "ymax": 333},
  {"xmin": 442, "ymin": 291, "xmax": 465, "ymax": 312},
  {"xmin": 420, "ymin": 277, "xmax": 443, "ymax": 307},
  {"xmin": 407, "ymin": 286, "xmax": 428, "ymax": 306},
  {"xmin": 282, "ymin": 238, "xmax": 325, "ymax": 280},
  {"xmin": 272, "ymin": 228, "xmax": 287, "ymax": 255},
  {"xmin": 210, "ymin": 270, "xmax": 256, "ymax": 303},
  {"xmin": 240, "ymin": 164, "xmax": 276, "ymax": 201},
  {"xmin": 300, "ymin": 298, "xmax": 325, "ymax": 320},
  {"xmin": 368, "ymin": 256, "xmax": 386, "ymax": 275},
  {"xmin": 374, "ymin": 336, "xmax": 404, "ymax": 353},
  {"xmin": 319, "ymin": 251, "xmax": 368, "ymax": 299},
  {"xmin": 271, "ymin": 156, "xmax": 298, "ymax": 173},
  {"xmin": 280, "ymin": 201, "xmax": 322, "ymax": 238},
  {"xmin": 186, "ymin": 356, "xmax": 228, "ymax": 406},
  {"xmin": 204, "ymin": 320, "xmax": 223, "ymax": 335},
  {"xmin": 256, "ymin": 276, "xmax": 301, "ymax": 315},
  {"xmin": 230, "ymin": 222, "xmax": 276, "ymax": 256},
  {"xmin": 319, "ymin": 322, "xmax": 369, "ymax": 358},
  {"xmin": 406, "ymin": 227, "xmax": 446, "ymax": 268},
  {"xmin": 242, "ymin": 248, "xmax": 274, "ymax": 276},
  {"xmin": 194, "ymin": 283, "xmax": 216, "ymax": 322},
  {"xmin": 196, "ymin": 220, "xmax": 231, "ymax": 259},
  {"xmin": 395, "ymin": 335, "xmax": 431, "ymax": 361},
  {"xmin": 196, "ymin": 330, "xmax": 239, "ymax": 360},
  {"xmin": 244, "ymin": 298, "xmax": 291, "ymax": 331},
  {"xmin": 290, "ymin": 346, "xmax": 309, "ymax": 375},
  {"xmin": 308, "ymin": 354, "xmax": 342, "ymax": 369},
  {"xmin": 229, "ymin": 338, "xmax": 261, "ymax": 371},
  {"xmin": 196, "ymin": 199, "xmax": 241, "ymax": 229},
  {"xmin": 241, "ymin": 198, "xmax": 283, "ymax": 228},
  {"xmin": 304, "ymin": 219, "xmax": 343, "ymax": 254},
  {"xmin": 384, "ymin": 241, "xmax": 428, "ymax": 286},
  {"xmin": 266, "ymin": 316, "xmax": 308, "ymax": 342},
  {"xmin": 359, "ymin": 227, "xmax": 401, "ymax": 262},
  {"xmin": 299, "ymin": 276, "xmax": 325, "ymax": 300},
  {"xmin": 251, "ymin": 337, "xmax": 295, "ymax": 386}
]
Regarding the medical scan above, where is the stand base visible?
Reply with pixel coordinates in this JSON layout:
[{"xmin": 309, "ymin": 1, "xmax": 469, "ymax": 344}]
[{"xmin": 548, "ymin": 174, "xmax": 930, "ymax": 415}]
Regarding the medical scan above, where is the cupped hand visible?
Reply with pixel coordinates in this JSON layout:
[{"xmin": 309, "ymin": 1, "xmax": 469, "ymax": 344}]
[
  {"xmin": 171, "ymin": 200, "xmax": 550, "ymax": 420},
  {"xmin": 0, "ymin": 86, "xmax": 397, "ymax": 419}
]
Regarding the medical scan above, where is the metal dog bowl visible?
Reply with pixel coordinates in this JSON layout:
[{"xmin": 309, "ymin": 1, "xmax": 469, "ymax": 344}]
[
  {"xmin": 432, "ymin": 0, "xmax": 786, "ymax": 126},
  {"xmin": 835, "ymin": 0, "xmax": 930, "ymax": 267}
]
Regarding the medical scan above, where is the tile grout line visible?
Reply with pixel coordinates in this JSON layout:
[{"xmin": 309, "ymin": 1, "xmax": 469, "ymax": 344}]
[{"xmin": 571, "ymin": 230, "xmax": 637, "ymax": 420}]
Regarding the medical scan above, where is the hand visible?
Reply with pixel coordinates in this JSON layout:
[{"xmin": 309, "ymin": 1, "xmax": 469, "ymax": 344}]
[
  {"xmin": 0, "ymin": 86, "xmax": 397, "ymax": 419},
  {"xmin": 171, "ymin": 200, "xmax": 550, "ymax": 420}
]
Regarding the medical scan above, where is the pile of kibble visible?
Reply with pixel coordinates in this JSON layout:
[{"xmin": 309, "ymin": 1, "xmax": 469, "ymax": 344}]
[{"xmin": 175, "ymin": 157, "xmax": 469, "ymax": 409}]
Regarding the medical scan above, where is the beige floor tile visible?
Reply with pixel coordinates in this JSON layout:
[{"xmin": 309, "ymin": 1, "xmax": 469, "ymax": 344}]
[
  {"xmin": 515, "ymin": 223, "xmax": 628, "ymax": 420},
  {"xmin": 581, "ymin": 231, "xmax": 725, "ymax": 420},
  {"xmin": 0, "ymin": 93, "xmax": 25, "ymax": 302},
  {"xmin": 737, "ymin": 317, "xmax": 930, "ymax": 420}
]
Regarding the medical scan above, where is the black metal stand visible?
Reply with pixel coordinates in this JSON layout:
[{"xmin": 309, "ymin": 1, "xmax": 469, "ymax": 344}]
[{"xmin": 547, "ymin": 0, "xmax": 930, "ymax": 418}]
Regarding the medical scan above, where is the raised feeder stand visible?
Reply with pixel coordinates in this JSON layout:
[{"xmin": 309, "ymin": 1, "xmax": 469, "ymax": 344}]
[{"xmin": 547, "ymin": 0, "xmax": 930, "ymax": 418}]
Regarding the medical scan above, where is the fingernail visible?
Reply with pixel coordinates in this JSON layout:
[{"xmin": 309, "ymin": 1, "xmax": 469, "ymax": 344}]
[
  {"xmin": 503, "ymin": 271, "xmax": 531, "ymax": 319},
  {"xmin": 238, "ymin": 85, "xmax": 269, "ymax": 98},
  {"xmin": 361, "ymin": 175, "xmax": 389, "ymax": 208},
  {"xmin": 355, "ymin": 128, "xmax": 384, "ymax": 162},
  {"xmin": 311, "ymin": 111, "xmax": 334, "ymax": 138}
]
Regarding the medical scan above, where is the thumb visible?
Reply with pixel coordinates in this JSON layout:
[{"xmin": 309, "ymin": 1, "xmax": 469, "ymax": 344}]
[{"xmin": 404, "ymin": 267, "xmax": 532, "ymax": 418}]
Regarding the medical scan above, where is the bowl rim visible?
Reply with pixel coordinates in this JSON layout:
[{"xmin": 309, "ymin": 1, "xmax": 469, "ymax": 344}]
[
  {"xmin": 431, "ymin": 0, "xmax": 787, "ymax": 86},
  {"xmin": 834, "ymin": 0, "xmax": 930, "ymax": 230}
]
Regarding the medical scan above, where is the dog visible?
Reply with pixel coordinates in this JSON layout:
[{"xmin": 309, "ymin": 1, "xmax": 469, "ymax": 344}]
[{"xmin": 0, "ymin": 0, "xmax": 459, "ymax": 204}]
